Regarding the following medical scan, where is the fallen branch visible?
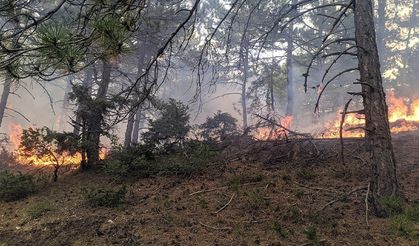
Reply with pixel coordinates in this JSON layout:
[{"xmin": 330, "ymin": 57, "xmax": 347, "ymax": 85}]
[
  {"xmin": 319, "ymin": 186, "xmax": 367, "ymax": 211},
  {"xmin": 198, "ymin": 221, "xmax": 233, "ymax": 230},
  {"xmin": 253, "ymin": 113, "xmax": 312, "ymax": 138},
  {"xmin": 214, "ymin": 194, "xmax": 235, "ymax": 214}
]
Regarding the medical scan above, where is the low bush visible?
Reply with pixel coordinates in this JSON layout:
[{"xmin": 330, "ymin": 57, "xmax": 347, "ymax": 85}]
[
  {"xmin": 0, "ymin": 171, "xmax": 35, "ymax": 201},
  {"xmin": 103, "ymin": 141, "xmax": 220, "ymax": 179},
  {"xmin": 81, "ymin": 186, "xmax": 126, "ymax": 207},
  {"xmin": 304, "ymin": 225, "xmax": 320, "ymax": 245}
]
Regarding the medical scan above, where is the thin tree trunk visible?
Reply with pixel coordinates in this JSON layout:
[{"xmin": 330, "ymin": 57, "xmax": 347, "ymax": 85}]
[
  {"xmin": 124, "ymin": 40, "xmax": 147, "ymax": 147},
  {"xmin": 285, "ymin": 20, "xmax": 294, "ymax": 117},
  {"xmin": 240, "ymin": 41, "xmax": 249, "ymax": 132},
  {"xmin": 376, "ymin": 0, "xmax": 386, "ymax": 61},
  {"xmin": 0, "ymin": 77, "xmax": 12, "ymax": 127},
  {"xmin": 85, "ymin": 59, "xmax": 112, "ymax": 168},
  {"xmin": 354, "ymin": 0, "xmax": 399, "ymax": 217}
]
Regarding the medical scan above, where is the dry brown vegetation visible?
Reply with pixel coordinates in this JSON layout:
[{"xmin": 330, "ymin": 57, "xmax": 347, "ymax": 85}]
[{"xmin": 0, "ymin": 135, "xmax": 418, "ymax": 245}]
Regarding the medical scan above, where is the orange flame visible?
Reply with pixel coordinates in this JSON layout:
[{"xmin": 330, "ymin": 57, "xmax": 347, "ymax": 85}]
[
  {"xmin": 319, "ymin": 91, "xmax": 419, "ymax": 138},
  {"xmin": 8, "ymin": 124, "xmax": 106, "ymax": 166},
  {"xmin": 255, "ymin": 91, "xmax": 419, "ymax": 140},
  {"xmin": 255, "ymin": 115, "xmax": 293, "ymax": 140}
]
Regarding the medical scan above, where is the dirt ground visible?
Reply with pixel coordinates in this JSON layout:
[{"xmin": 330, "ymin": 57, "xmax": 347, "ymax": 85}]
[{"xmin": 0, "ymin": 135, "xmax": 418, "ymax": 246}]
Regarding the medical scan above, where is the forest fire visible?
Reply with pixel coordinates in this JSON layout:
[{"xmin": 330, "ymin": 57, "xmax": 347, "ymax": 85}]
[
  {"xmin": 256, "ymin": 92, "xmax": 419, "ymax": 140},
  {"xmin": 8, "ymin": 124, "xmax": 105, "ymax": 166},
  {"xmin": 321, "ymin": 91, "xmax": 419, "ymax": 138},
  {"xmin": 255, "ymin": 115, "xmax": 293, "ymax": 140}
]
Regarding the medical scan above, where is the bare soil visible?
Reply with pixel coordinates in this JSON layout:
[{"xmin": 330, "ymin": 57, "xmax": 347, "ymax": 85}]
[{"xmin": 0, "ymin": 135, "xmax": 418, "ymax": 246}]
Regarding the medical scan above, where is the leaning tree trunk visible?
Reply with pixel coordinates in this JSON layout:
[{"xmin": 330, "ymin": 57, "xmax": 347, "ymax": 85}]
[
  {"xmin": 354, "ymin": 0, "xmax": 400, "ymax": 217},
  {"xmin": 0, "ymin": 77, "xmax": 12, "ymax": 127},
  {"xmin": 85, "ymin": 59, "xmax": 112, "ymax": 168}
]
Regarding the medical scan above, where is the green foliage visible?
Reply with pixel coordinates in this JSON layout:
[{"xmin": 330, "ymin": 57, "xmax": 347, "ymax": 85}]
[
  {"xmin": 0, "ymin": 171, "xmax": 35, "ymax": 201},
  {"xmin": 94, "ymin": 16, "xmax": 132, "ymax": 58},
  {"xmin": 35, "ymin": 24, "xmax": 85, "ymax": 71},
  {"xmin": 81, "ymin": 186, "xmax": 126, "ymax": 207},
  {"xmin": 391, "ymin": 214, "xmax": 418, "ymax": 238},
  {"xmin": 199, "ymin": 111, "xmax": 239, "ymax": 142},
  {"xmin": 143, "ymin": 99, "xmax": 190, "ymax": 149},
  {"xmin": 304, "ymin": 225, "xmax": 320, "ymax": 245},
  {"xmin": 389, "ymin": 203, "xmax": 419, "ymax": 239},
  {"xmin": 26, "ymin": 200, "xmax": 55, "ymax": 219},
  {"xmin": 380, "ymin": 196, "xmax": 404, "ymax": 216}
]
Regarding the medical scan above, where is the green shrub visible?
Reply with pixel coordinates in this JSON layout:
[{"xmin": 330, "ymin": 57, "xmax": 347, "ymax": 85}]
[
  {"xmin": 405, "ymin": 204, "xmax": 419, "ymax": 222},
  {"xmin": 304, "ymin": 225, "xmax": 320, "ymax": 245},
  {"xmin": 380, "ymin": 196, "xmax": 404, "ymax": 216},
  {"xmin": 272, "ymin": 221, "xmax": 288, "ymax": 238},
  {"xmin": 0, "ymin": 171, "xmax": 35, "ymax": 201},
  {"xmin": 82, "ymin": 186, "xmax": 126, "ymax": 207},
  {"xmin": 391, "ymin": 214, "xmax": 416, "ymax": 237},
  {"xmin": 103, "ymin": 160, "xmax": 130, "ymax": 178},
  {"xmin": 27, "ymin": 200, "xmax": 54, "ymax": 219}
]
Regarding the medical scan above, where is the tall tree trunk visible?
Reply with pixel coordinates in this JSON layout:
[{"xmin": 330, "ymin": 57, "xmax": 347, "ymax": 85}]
[
  {"xmin": 57, "ymin": 76, "xmax": 73, "ymax": 131},
  {"xmin": 131, "ymin": 107, "xmax": 143, "ymax": 144},
  {"xmin": 0, "ymin": 77, "xmax": 12, "ymax": 127},
  {"xmin": 285, "ymin": 20, "xmax": 294, "ymax": 117},
  {"xmin": 84, "ymin": 59, "xmax": 112, "ymax": 169},
  {"xmin": 240, "ymin": 40, "xmax": 249, "ymax": 132},
  {"xmin": 124, "ymin": 40, "xmax": 147, "ymax": 147},
  {"xmin": 73, "ymin": 66, "xmax": 93, "ymax": 136},
  {"xmin": 354, "ymin": 0, "xmax": 399, "ymax": 217}
]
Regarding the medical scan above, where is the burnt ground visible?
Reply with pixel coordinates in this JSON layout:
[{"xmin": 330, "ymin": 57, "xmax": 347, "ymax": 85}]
[{"xmin": 0, "ymin": 135, "xmax": 418, "ymax": 246}]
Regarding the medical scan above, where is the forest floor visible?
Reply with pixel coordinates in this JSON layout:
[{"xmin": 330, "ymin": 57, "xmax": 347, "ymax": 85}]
[{"xmin": 0, "ymin": 134, "xmax": 418, "ymax": 246}]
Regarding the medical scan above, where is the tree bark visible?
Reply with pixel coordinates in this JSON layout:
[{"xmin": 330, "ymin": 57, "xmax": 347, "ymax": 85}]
[
  {"xmin": 124, "ymin": 40, "xmax": 147, "ymax": 147},
  {"xmin": 240, "ymin": 40, "xmax": 249, "ymax": 131},
  {"xmin": 285, "ymin": 20, "xmax": 294, "ymax": 117},
  {"xmin": 131, "ymin": 107, "xmax": 143, "ymax": 144},
  {"xmin": 354, "ymin": 0, "xmax": 399, "ymax": 217},
  {"xmin": 85, "ymin": 59, "xmax": 112, "ymax": 168},
  {"xmin": 73, "ymin": 66, "xmax": 93, "ymax": 136},
  {"xmin": 0, "ymin": 77, "xmax": 12, "ymax": 127}
]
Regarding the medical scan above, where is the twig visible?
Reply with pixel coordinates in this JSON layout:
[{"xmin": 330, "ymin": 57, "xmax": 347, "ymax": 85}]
[
  {"xmin": 340, "ymin": 98, "xmax": 353, "ymax": 165},
  {"xmin": 365, "ymin": 182, "xmax": 370, "ymax": 227},
  {"xmin": 214, "ymin": 194, "xmax": 235, "ymax": 214},
  {"xmin": 198, "ymin": 221, "xmax": 232, "ymax": 230},
  {"xmin": 319, "ymin": 186, "xmax": 367, "ymax": 211}
]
